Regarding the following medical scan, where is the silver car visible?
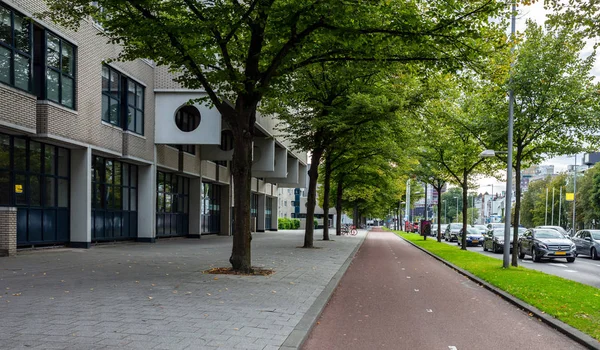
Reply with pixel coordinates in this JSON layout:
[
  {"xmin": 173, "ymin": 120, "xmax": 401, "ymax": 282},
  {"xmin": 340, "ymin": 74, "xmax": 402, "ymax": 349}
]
[{"xmin": 572, "ymin": 230, "xmax": 600, "ymax": 260}]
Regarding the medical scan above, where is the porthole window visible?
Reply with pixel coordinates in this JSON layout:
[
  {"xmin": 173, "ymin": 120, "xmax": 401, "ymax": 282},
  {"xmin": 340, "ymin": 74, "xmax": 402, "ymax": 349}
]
[{"xmin": 175, "ymin": 105, "xmax": 200, "ymax": 132}]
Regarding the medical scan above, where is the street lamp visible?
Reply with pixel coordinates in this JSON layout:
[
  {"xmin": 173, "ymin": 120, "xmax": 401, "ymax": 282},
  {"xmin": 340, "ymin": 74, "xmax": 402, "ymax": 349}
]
[
  {"xmin": 443, "ymin": 199, "xmax": 447, "ymax": 224},
  {"xmin": 454, "ymin": 196, "xmax": 459, "ymax": 223},
  {"xmin": 484, "ymin": 184, "xmax": 494, "ymax": 223}
]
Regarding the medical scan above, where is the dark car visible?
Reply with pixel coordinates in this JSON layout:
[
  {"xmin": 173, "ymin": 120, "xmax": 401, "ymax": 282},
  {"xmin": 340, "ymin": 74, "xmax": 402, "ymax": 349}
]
[
  {"xmin": 572, "ymin": 230, "xmax": 600, "ymax": 260},
  {"xmin": 483, "ymin": 227, "xmax": 526, "ymax": 253},
  {"xmin": 457, "ymin": 227, "xmax": 484, "ymax": 247},
  {"xmin": 518, "ymin": 228, "xmax": 576, "ymax": 263},
  {"xmin": 444, "ymin": 223, "xmax": 462, "ymax": 242}
]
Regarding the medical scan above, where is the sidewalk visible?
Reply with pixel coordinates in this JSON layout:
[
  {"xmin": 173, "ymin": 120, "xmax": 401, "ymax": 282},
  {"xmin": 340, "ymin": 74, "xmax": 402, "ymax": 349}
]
[
  {"xmin": 302, "ymin": 228, "xmax": 586, "ymax": 350},
  {"xmin": 0, "ymin": 230, "xmax": 364, "ymax": 350}
]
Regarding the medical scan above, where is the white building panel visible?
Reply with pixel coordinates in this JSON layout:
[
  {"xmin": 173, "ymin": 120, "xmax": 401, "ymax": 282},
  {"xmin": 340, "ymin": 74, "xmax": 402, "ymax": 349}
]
[{"xmin": 155, "ymin": 93, "xmax": 221, "ymax": 145}]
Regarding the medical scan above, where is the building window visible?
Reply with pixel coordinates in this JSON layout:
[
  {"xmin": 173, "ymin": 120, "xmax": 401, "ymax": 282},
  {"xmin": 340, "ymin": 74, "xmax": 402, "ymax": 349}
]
[
  {"xmin": 45, "ymin": 32, "xmax": 75, "ymax": 108},
  {"xmin": 91, "ymin": 156, "xmax": 138, "ymax": 240},
  {"xmin": 202, "ymin": 182, "xmax": 221, "ymax": 234},
  {"xmin": 0, "ymin": 4, "xmax": 32, "ymax": 92},
  {"xmin": 102, "ymin": 65, "xmax": 144, "ymax": 134},
  {"xmin": 156, "ymin": 171, "xmax": 189, "ymax": 237}
]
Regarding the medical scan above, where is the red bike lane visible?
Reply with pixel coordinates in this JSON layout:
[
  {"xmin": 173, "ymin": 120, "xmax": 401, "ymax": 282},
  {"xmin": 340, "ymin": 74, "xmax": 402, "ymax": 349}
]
[{"xmin": 302, "ymin": 228, "xmax": 585, "ymax": 350}]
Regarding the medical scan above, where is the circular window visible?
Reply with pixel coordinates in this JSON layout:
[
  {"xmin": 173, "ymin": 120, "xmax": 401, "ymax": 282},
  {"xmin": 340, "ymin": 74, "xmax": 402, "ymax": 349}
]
[
  {"xmin": 174, "ymin": 105, "xmax": 200, "ymax": 132},
  {"xmin": 220, "ymin": 130, "xmax": 234, "ymax": 151}
]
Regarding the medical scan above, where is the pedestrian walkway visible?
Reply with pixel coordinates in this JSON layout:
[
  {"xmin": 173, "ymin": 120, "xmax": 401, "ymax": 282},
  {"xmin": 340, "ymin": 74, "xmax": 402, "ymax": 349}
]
[
  {"xmin": 302, "ymin": 228, "xmax": 585, "ymax": 350},
  {"xmin": 0, "ymin": 229, "xmax": 364, "ymax": 350}
]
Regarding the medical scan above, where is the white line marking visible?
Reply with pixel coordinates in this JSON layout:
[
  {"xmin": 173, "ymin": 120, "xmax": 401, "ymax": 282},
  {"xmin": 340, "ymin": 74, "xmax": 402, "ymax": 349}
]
[
  {"xmin": 564, "ymin": 270, "xmax": 577, "ymax": 273},
  {"xmin": 449, "ymin": 347, "xmax": 458, "ymax": 350},
  {"xmin": 406, "ymin": 276, "xmax": 411, "ymax": 279},
  {"xmin": 521, "ymin": 260, "xmax": 533, "ymax": 264},
  {"xmin": 550, "ymin": 263, "xmax": 567, "ymax": 268},
  {"xmin": 596, "ymin": 264, "xmax": 600, "ymax": 267},
  {"xmin": 426, "ymin": 309, "xmax": 433, "ymax": 313},
  {"xmin": 414, "ymin": 289, "xmax": 419, "ymax": 292}
]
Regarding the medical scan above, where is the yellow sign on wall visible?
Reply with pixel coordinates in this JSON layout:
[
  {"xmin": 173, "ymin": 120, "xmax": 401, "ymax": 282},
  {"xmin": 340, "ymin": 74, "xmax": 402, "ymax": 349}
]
[
  {"xmin": 15, "ymin": 184, "xmax": 23, "ymax": 193},
  {"xmin": 566, "ymin": 193, "xmax": 574, "ymax": 201}
]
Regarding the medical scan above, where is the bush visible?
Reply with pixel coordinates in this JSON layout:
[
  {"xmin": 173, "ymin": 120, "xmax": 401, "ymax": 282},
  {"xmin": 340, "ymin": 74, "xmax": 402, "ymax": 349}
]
[
  {"xmin": 278, "ymin": 217, "xmax": 292, "ymax": 229},
  {"xmin": 314, "ymin": 219, "xmax": 318, "ymax": 228},
  {"xmin": 291, "ymin": 219, "xmax": 301, "ymax": 229}
]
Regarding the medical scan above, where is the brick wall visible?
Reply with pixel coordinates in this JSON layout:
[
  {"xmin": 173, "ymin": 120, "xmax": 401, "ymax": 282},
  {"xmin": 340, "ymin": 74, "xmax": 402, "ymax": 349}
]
[
  {"xmin": 156, "ymin": 145, "xmax": 179, "ymax": 171},
  {"xmin": 182, "ymin": 150, "xmax": 201, "ymax": 175},
  {"xmin": 0, "ymin": 207, "xmax": 17, "ymax": 257},
  {"xmin": 0, "ymin": 86, "xmax": 37, "ymax": 133}
]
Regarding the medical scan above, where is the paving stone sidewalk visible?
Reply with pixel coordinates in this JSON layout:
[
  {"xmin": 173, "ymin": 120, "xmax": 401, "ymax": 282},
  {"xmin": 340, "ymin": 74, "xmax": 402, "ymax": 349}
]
[{"xmin": 0, "ymin": 230, "xmax": 364, "ymax": 350}]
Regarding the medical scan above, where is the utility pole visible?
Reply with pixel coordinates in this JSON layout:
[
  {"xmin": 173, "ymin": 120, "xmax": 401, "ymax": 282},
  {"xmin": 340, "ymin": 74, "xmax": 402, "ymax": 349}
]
[
  {"xmin": 573, "ymin": 155, "xmax": 577, "ymax": 232},
  {"xmin": 551, "ymin": 187, "xmax": 555, "ymax": 225},
  {"xmin": 559, "ymin": 186, "xmax": 562, "ymax": 227},
  {"xmin": 545, "ymin": 187, "xmax": 548, "ymax": 225}
]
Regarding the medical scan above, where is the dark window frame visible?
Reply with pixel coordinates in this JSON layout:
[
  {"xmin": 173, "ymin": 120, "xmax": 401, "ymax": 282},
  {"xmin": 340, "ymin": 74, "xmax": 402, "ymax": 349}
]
[
  {"xmin": 44, "ymin": 30, "xmax": 76, "ymax": 109},
  {"xmin": 0, "ymin": 3, "xmax": 33, "ymax": 92},
  {"xmin": 101, "ymin": 64, "xmax": 145, "ymax": 135}
]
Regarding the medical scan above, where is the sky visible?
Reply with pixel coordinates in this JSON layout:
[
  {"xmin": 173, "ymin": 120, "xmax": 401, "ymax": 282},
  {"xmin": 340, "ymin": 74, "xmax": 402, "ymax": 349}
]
[{"xmin": 475, "ymin": 2, "xmax": 598, "ymax": 195}]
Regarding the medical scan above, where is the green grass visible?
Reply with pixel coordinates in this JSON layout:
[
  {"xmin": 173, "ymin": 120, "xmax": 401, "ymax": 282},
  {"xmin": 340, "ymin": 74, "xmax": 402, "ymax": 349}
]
[{"xmin": 396, "ymin": 231, "xmax": 600, "ymax": 342}]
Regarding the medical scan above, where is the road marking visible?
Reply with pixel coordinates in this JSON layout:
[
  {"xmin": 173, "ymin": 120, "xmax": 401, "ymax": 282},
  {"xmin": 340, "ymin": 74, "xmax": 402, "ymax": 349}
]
[
  {"xmin": 596, "ymin": 264, "xmax": 600, "ymax": 267},
  {"xmin": 426, "ymin": 309, "xmax": 433, "ymax": 313},
  {"xmin": 550, "ymin": 263, "xmax": 568, "ymax": 268},
  {"xmin": 406, "ymin": 276, "xmax": 411, "ymax": 279},
  {"xmin": 521, "ymin": 260, "xmax": 533, "ymax": 264},
  {"xmin": 564, "ymin": 270, "xmax": 577, "ymax": 273},
  {"xmin": 414, "ymin": 289, "xmax": 419, "ymax": 292},
  {"xmin": 449, "ymin": 346, "xmax": 458, "ymax": 350}
]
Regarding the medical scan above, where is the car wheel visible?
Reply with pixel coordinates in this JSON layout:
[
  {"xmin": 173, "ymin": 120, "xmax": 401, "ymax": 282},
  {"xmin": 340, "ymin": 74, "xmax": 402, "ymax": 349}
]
[
  {"xmin": 532, "ymin": 248, "xmax": 541, "ymax": 262},
  {"xmin": 592, "ymin": 248, "xmax": 599, "ymax": 260},
  {"xmin": 518, "ymin": 245, "xmax": 525, "ymax": 259},
  {"xmin": 566, "ymin": 257, "xmax": 575, "ymax": 263}
]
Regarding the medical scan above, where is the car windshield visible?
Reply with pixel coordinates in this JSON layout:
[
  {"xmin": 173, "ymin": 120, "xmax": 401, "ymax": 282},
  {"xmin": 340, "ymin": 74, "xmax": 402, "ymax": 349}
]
[
  {"xmin": 537, "ymin": 226, "xmax": 568, "ymax": 236},
  {"xmin": 518, "ymin": 227, "xmax": 527, "ymax": 234},
  {"xmin": 535, "ymin": 230, "xmax": 564, "ymax": 239},
  {"xmin": 466, "ymin": 228, "xmax": 480, "ymax": 235},
  {"xmin": 492, "ymin": 229, "xmax": 504, "ymax": 236},
  {"xmin": 590, "ymin": 231, "xmax": 600, "ymax": 240},
  {"xmin": 474, "ymin": 225, "xmax": 486, "ymax": 231},
  {"xmin": 450, "ymin": 224, "xmax": 462, "ymax": 229}
]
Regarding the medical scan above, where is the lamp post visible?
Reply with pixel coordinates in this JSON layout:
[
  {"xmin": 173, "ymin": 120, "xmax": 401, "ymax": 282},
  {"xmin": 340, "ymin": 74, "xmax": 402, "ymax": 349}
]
[
  {"xmin": 551, "ymin": 187, "xmax": 555, "ymax": 226},
  {"xmin": 573, "ymin": 155, "xmax": 577, "ymax": 233},
  {"xmin": 454, "ymin": 196, "xmax": 459, "ymax": 223},
  {"xmin": 443, "ymin": 200, "xmax": 447, "ymax": 224},
  {"xmin": 545, "ymin": 187, "xmax": 548, "ymax": 225}
]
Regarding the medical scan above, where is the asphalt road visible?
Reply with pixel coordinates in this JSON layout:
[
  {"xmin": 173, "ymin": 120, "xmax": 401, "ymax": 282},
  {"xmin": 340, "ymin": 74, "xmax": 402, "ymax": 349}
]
[
  {"xmin": 302, "ymin": 229, "xmax": 585, "ymax": 350},
  {"xmin": 439, "ymin": 238, "xmax": 600, "ymax": 288}
]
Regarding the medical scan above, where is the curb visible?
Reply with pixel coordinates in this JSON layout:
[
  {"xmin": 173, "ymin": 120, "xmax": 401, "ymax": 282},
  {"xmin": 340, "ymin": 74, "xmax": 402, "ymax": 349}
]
[
  {"xmin": 280, "ymin": 231, "xmax": 368, "ymax": 349},
  {"xmin": 398, "ymin": 234, "xmax": 600, "ymax": 350}
]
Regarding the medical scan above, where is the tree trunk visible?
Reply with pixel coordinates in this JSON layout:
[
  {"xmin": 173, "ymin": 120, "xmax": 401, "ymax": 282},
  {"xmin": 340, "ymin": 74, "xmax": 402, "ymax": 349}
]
[
  {"xmin": 229, "ymin": 109, "xmax": 256, "ymax": 273},
  {"xmin": 461, "ymin": 173, "xmax": 468, "ymax": 250},
  {"xmin": 322, "ymin": 153, "xmax": 332, "ymax": 241},
  {"xmin": 437, "ymin": 185, "xmax": 442, "ymax": 242},
  {"xmin": 304, "ymin": 148, "xmax": 324, "ymax": 248},
  {"xmin": 512, "ymin": 155, "xmax": 522, "ymax": 267},
  {"xmin": 336, "ymin": 177, "xmax": 343, "ymax": 235},
  {"xmin": 353, "ymin": 204, "xmax": 358, "ymax": 227}
]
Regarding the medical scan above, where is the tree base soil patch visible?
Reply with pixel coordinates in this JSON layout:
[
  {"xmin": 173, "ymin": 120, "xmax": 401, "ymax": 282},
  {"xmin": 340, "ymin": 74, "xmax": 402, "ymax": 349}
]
[{"xmin": 203, "ymin": 267, "xmax": 275, "ymax": 276}]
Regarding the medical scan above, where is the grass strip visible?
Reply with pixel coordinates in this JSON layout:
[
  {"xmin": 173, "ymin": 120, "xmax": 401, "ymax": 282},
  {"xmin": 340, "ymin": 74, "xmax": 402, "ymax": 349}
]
[{"xmin": 396, "ymin": 231, "xmax": 600, "ymax": 341}]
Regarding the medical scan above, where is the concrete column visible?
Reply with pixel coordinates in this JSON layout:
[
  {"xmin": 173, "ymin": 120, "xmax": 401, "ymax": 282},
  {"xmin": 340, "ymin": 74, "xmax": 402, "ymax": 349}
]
[
  {"xmin": 270, "ymin": 197, "xmax": 278, "ymax": 231},
  {"xmin": 70, "ymin": 147, "xmax": 91, "ymax": 248},
  {"xmin": 137, "ymin": 163, "xmax": 156, "ymax": 243},
  {"xmin": 0, "ymin": 207, "xmax": 17, "ymax": 256},
  {"xmin": 257, "ymin": 194, "xmax": 266, "ymax": 232},
  {"xmin": 188, "ymin": 177, "xmax": 202, "ymax": 238},
  {"xmin": 219, "ymin": 184, "xmax": 231, "ymax": 236}
]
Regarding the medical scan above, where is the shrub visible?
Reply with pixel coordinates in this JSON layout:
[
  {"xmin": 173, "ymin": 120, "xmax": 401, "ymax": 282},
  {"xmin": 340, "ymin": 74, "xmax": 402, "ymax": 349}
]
[
  {"xmin": 278, "ymin": 217, "xmax": 292, "ymax": 229},
  {"xmin": 291, "ymin": 219, "xmax": 300, "ymax": 229}
]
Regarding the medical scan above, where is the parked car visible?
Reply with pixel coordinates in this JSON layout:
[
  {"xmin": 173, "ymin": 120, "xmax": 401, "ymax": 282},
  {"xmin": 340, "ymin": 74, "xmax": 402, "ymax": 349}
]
[
  {"xmin": 483, "ymin": 227, "xmax": 527, "ymax": 253},
  {"xmin": 444, "ymin": 223, "xmax": 463, "ymax": 242},
  {"xmin": 457, "ymin": 227, "xmax": 484, "ymax": 246},
  {"xmin": 472, "ymin": 225, "xmax": 488, "ymax": 235},
  {"xmin": 572, "ymin": 230, "xmax": 600, "ymax": 260},
  {"xmin": 518, "ymin": 228, "xmax": 576, "ymax": 263},
  {"xmin": 486, "ymin": 222, "xmax": 505, "ymax": 234},
  {"xmin": 535, "ymin": 225, "xmax": 571, "ymax": 238}
]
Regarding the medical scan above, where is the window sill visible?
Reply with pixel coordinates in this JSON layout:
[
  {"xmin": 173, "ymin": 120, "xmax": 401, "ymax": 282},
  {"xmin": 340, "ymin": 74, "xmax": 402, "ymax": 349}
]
[
  {"xmin": 101, "ymin": 121, "xmax": 124, "ymax": 131},
  {"xmin": 37, "ymin": 100, "xmax": 78, "ymax": 115},
  {"xmin": 124, "ymin": 130, "xmax": 146, "ymax": 140}
]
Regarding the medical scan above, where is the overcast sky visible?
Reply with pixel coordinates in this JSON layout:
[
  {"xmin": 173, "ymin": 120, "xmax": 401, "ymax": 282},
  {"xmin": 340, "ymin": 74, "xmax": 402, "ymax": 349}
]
[{"xmin": 475, "ymin": 2, "xmax": 597, "ymax": 194}]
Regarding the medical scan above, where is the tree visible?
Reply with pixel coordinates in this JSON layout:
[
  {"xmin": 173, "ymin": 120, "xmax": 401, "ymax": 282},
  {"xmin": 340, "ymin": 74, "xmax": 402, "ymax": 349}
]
[
  {"xmin": 411, "ymin": 159, "xmax": 449, "ymax": 242},
  {"xmin": 480, "ymin": 21, "xmax": 600, "ymax": 266},
  {"xmin": 44, "ymin": 0, "xmax": 506, "ymax": 272}
]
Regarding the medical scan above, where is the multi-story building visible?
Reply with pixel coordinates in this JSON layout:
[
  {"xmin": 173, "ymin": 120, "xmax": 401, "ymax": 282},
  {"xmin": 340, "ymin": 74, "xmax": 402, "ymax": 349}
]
[{"xmin": 0, "ymin": 0, "xmax": 306, "ymax": 255}]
